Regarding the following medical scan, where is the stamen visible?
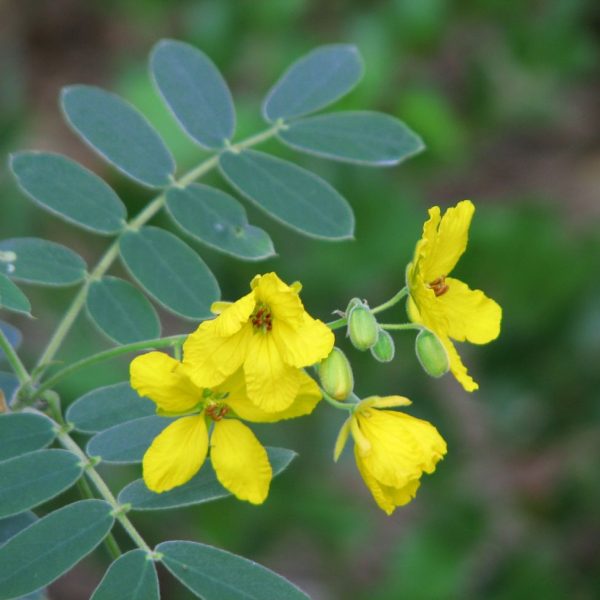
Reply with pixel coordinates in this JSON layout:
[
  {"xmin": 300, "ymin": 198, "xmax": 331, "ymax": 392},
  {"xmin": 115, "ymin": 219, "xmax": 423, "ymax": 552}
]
[
  {"xmin": 251, "ymin": 303, "xmax": 273, "ymax": 331},
  {"xmin": 205, "ymin": 403, "xmax": 230, "ymax": 421},
  {"xmin": 428, "ymin": 276, "xmax": 449, "ymax": 297}
]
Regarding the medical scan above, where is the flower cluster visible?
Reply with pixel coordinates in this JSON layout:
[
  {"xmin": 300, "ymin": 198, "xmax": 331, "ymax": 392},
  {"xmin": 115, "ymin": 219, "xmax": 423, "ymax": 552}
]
[{"xmin": 130, "ymin": 201, "xmax": 501, "ymax": 515}]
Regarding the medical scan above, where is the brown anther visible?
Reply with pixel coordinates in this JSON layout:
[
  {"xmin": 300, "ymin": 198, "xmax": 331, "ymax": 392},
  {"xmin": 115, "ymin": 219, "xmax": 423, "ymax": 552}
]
[
  {"xmin": 429, "ymin": 276, "xmax": 449, "ymax": 297},
  {"xmin": 206, "ymin": 404, "xmax": 229, "ymax": 421}
]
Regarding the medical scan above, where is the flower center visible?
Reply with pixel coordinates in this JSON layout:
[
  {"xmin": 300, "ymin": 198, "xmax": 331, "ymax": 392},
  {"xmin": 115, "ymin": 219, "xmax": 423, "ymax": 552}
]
[
  {"xmin": 428, "ymin": 276, "xmax": 449, "ymax": 297},
  {"xmin": 251, "ymin": 303, "xmax": 273, "ymax": 332},
  {"xmin": 205, "ymin": 401, "xmax": 229, "ymax": 421}
]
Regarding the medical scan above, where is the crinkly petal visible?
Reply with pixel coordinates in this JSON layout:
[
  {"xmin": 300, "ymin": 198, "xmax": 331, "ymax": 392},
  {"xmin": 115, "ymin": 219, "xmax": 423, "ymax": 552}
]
[
  {"xmin": 227, "ymin": 370, "xmax": 321, "ymax": 423},
  {"xmin": 210, "ymin": 291, "xmax": 256, "ymax": 336},
  {"xmin": 130, "ymin": 352, "xmax": 201, "ymax": 414},
  {"xmin": 354, "ymin": 447, "xmax": 421, "ymax": 515},
  {"xmin": 272, "ymin": 313, "xmax": 334, "ymax": 368},
  {"xmin": 356, "ymin": 408, "xmax": 445, "ymax": 487},
  {"xmin": 362, "ymin": 395, "xmax": 412, "ymax": 410},
  {"xmin": 243, "ymin": 333, "xmax": 302, "ymax": 412},
  {"xmin": 142, "ymin": 415, "xmax": 208, "ymax": 493},
  {"xmin": 211, "ymin": 419, "xmax": 272, "ymax": 504},
  {"xmin": 418, "ymin": 200, "xmax": 474, "ymax": 281},
  {"xmin": 438, "ymin": 278, "xmax": 502, "ymax": 344},
  {"xmin": 440, "ymin": 336, "xmax": 479, "ymax": 392},
  {"xmin": 183, "ymin": 322, "xmax": 253, "ymax": 388},
  {"xmin": 252, "ymin": 272, "xmax": 304, "ymax": 327}
]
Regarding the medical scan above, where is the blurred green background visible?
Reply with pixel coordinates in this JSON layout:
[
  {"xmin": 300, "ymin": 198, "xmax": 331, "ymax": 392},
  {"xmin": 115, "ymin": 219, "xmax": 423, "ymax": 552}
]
[{"xmin": 1, "ymin": 0, "xmax": 599, "ymax": 598}]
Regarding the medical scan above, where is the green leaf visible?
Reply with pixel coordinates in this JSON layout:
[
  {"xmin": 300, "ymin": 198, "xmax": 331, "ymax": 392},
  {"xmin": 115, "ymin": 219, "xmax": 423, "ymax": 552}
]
[
  {"xmin": 157, "ymin": 541, "xmax": 310, "ymax": 600},
  {"xmin": 61, "ymin": 85, "xmax": 175, "ymax": 188},
  {"xmin": 120, "ymin": 226, "xmax": 220, "ymax": 319},
  {"xmin": 219, "ymin": 149, "xmax": 354, "ymax": 239},
  {"xmin": 10, "ymin": 152, "xmax": 127, "ymax": 234},
  {"xmin": 166, "ymin": 184, "xmax": 275, "ymax": 261},
  {"xmin": 91, "ymin": 549, "xmax": 159, "ymax": 600},
  {"xmin": 0, "ymin": 500, "xmax": 114, "ymax": 600},
  {"xmin": 0, "ymin": 238, "xmax": 87, "ymax": 286},
  {"xmin": 119, "ymin": 447, "xmax": 296, "ymax": 511},
  {"xmin": 86, "ymin": 416, "xmax": 173, "ymax": 464},
  {"xmin": 263, "ymin": 44, "xmax": 364, "ymax": 122},
  {"xmin": 278, "ymin": 111, "xmax": 425, "ymax": 166},
  {"xmin": 0, "ymin": 274, "xmax": 31, "ymax": 316},
  {"xmin": 0, "ymin": 413, "xmax": 56, "ymax": 462},
  {"xmin": 0, "ymin": 449, "xmax": 83, "ymax": 519},
  {"xmin": 0, "ymin": 372, "xmax": 19, "ymax": 405},
  {"xmin": 66, "ymin": 382, "xmax": 155, "ymax": 434},
  {"xmin": 86, "ymin": 277, "xmax": 161, "ymax": 345},
  {"xmin": 150, "ymin": 39, "xmax": 235, "ymax": 149},
  {"xmin": 0, "ymin": 512, "xmax": 37, "ymax": 546}
]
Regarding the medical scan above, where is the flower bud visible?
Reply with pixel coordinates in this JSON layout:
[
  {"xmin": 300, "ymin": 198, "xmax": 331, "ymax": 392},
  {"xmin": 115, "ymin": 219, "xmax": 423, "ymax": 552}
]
[
  {"xmin": 370, "ymin": 329, "xmax": 395, "ymax": 363},
  {"xmin": 415, "ymin": 329, "xmax": 449, "ymax": 378},
  {"xmin": 318, "ymin": 347, "xmax": 354, "ymax": 400},
  {"xmin": 347, "ymin": 302, "xmax": 378, "ymax": 351}
]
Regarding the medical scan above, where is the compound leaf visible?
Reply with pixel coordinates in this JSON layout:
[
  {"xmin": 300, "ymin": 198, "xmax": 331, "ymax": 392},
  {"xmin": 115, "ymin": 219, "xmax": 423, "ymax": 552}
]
[{"xmin": 0, "ymin": 413, "xmax": 56, "ymax": 462}]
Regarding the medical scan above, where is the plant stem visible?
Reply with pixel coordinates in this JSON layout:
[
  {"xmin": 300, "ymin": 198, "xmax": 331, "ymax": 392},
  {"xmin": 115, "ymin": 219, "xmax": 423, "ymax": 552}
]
[
  {"xmin": 34, "ymin": 122, "xmax": 284, "ymax": 379},
  {"xmin": 371, "ymin": 287, "xmax": 408, "ymax": 315},
  {"xmin": 31, "ymin": 334, "xmax": 187, "ymax": 402},
  {"xmin": 54, "ymin": 422, "xmax": 153, "ymax": 555},
  {"xmin": 326, "ymin": 286, "xmax": 409, "ymax": 330},
  {"xmin": 321, "ymin": 389, "xmax": 356, "ymax": 411},
  {"xmin": 0, "ymin": 327, "xmax": 29, "ymax": 384},
  {"xmin": 380, "ymin": 323, "xmax": 423, "ymax": 331}
]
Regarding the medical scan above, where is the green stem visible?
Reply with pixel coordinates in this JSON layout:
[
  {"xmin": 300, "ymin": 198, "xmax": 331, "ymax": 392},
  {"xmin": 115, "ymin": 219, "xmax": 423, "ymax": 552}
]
[
  {"xmin": 33, "ymin": 121, "xmax": 284, "ymax": 379},
  {"xmin": 41, "ymin": 392, "xmax": 123, "ymax": 559},
  {"xmin": 321, "ymin": 389, "xmax": 356, "ymax": 412},
  {"xmin": 380, "ymin": 323, "xmax": 423, "ymax": 331},
  {"xmin": 371, "ymin": 287, "xmax": 408, "ymax": 315},
  {"xmin": 326, "ymin": 286, "xmax": 409, "ymax": 330},
  {"xmin": 32, "ymin": 335, "xmax": 187, "ymax": 402},
  {"xmin": 0, "ymin": 327, "xmax": 29, "ymax": 384},
  {"xmin": 54, "ymin": 422, "xmax": 153, "ymax": 554}
]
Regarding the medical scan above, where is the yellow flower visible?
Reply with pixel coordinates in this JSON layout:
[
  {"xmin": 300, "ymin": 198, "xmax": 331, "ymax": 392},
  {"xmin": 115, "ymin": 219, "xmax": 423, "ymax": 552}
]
[
  {"xmin": 183, "ymin": 272, "xmax": 334, "ymax": 412},
  {"xmin": 406, "ymin": 200, "xmax": 502, "ymax": 391},
  {"xmin": 130, "ymin": 351, "xmax": 321, "ymax": 503},
  {"xmin": 334, "ymin": 396, "xmax": 447, "ymax": 515}
]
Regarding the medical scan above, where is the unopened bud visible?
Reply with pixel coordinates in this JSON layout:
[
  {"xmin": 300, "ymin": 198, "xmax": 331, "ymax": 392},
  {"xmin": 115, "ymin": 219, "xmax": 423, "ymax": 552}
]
[
  {"xmin": 415, "ymin": 329, "xmax": 449, "ymax": 378},
  {"xmin": 318, "ymin": 347, "xmax": 354, "ymax": 401},
  {"xmin": 347, "ymin": 302, "xmax": 378, "ymax": 351},
  {"xmin": 370, "ymin": 329, "xmax": 395, "ymax": 363}
]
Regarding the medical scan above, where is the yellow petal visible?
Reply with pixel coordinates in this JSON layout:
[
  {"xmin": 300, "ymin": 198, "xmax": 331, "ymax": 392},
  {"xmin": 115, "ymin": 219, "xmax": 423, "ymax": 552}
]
[
  {"xmin": 354, "ymin": 447, "xmax": 421, "ymax": 515},
  {"xmin": 252, "ymin": 272, "xmax": 304, "ymax": 328},
  {"xmin": 211, "ymin": 291, "xmax": 256, "ymax": 337},
  {"xmin": 418, "ymin": 200, "xmax": 474, "ymax": 281},
  {"xmin": 130, "ymin": 352, "xmax": 201, "ymax": 414},
  {"xmin": 210, "ymin": 301, "xmax": 232, "ymax": 314},
  {"xmin": 334, "ymin": 417, "xmax": 352, "ymax": 462},
  {"xmin": 437, "ymin": 278, "xmax": 501, "ymax": 344},
  {"xmin": 183, "ymin": 322, "xmax": 253, "ymax": 388},
  {"xmin": 227, "ymin": 370, "xmax": 321, "ymax": 423},
  {"xmin": 243, "ymin": 333, "xmax": 302, "ymax": 412},
  {"xmin": 211, "ymin": 419, "xmax": 272, "ymax": 504},
  {"xmin": 440, "ymin": 336, "xmax": 479, "ymax": 392},
  {"xmin": 272, "ymin": 314, "xmax": 334, "ymax": 368},
  {"xmin": 356, "ymin": 409, "xmax": 446, "ymax": 487},
  {"xmin": 362, "ymin": 395, "xmax": 413, "ymax": 410},
  {"xmin": 142, "ymin": 415, "xmax": 208, "ymax": 493}
]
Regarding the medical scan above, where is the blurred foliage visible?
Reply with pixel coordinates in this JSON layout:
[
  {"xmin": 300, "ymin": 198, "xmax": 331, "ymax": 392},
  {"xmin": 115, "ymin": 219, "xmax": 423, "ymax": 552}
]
[{"xmin": 1, "ymin": 0, "xmax": 599, "ymax": 598}]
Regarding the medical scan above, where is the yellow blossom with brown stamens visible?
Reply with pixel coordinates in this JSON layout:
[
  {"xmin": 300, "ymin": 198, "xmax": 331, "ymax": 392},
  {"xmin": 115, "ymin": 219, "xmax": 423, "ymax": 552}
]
[{"xmin": 407, "ymin": 200, "xmax": 502, "ymax": 391}]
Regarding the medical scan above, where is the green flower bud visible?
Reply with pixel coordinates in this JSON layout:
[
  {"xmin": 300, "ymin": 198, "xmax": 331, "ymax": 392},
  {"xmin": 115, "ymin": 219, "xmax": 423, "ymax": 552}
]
[
  {"xmin": 415, "ymin": 329, "xmax": 449, "ymax": 378},
  {"xmin": 347, "ymin": 302, "xmax": 378, "ymax": 351},
  {"xmin": 318, "ymin": 347, "xmax": 354, "ymax": 400},
  {"xmin": 370, "ymin": 329, "xmax": 395, "ymax": 363}
]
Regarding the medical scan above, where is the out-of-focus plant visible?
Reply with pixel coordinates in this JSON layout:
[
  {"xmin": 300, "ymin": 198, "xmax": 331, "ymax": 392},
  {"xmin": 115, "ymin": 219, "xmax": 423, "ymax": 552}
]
[{"xmin": 0, "ymin": 40, "xmax": 500, "ymax": 599}]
